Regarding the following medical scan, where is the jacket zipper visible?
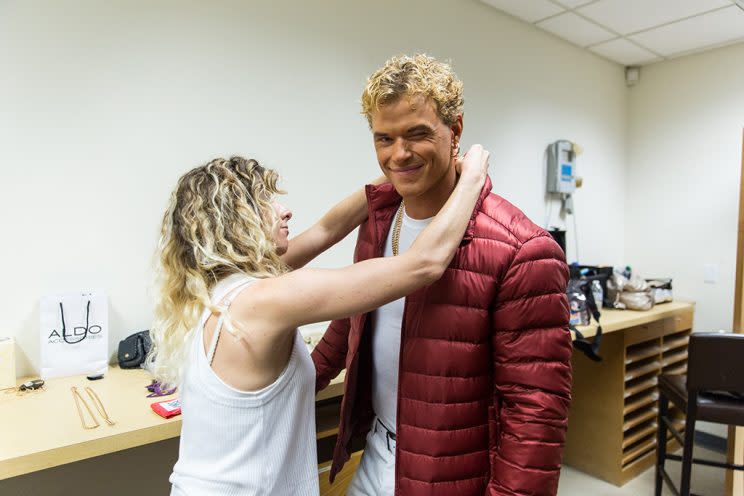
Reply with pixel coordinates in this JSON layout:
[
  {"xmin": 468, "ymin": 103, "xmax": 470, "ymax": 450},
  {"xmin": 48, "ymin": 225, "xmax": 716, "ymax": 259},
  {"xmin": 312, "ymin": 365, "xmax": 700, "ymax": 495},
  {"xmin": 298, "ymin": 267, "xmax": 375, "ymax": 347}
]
[
  {"xmin": 394, "ymin": 298, "xmax": 407, "ymax": 496},
  {"xmin": 388, "ymin": 199, "xmax": 405, "ymax": 496},
  {"xmin": 376, "ymin": 199, "xmax": 404, "ymax": 495}
]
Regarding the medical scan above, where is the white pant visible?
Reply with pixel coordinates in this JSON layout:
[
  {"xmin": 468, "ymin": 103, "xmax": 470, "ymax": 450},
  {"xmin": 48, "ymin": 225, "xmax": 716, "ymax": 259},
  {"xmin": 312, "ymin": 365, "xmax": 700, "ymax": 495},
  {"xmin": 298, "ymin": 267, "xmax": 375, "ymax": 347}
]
[{"xmin": 347, "ymin": 418, "xmax": 396, "ymax": 496}]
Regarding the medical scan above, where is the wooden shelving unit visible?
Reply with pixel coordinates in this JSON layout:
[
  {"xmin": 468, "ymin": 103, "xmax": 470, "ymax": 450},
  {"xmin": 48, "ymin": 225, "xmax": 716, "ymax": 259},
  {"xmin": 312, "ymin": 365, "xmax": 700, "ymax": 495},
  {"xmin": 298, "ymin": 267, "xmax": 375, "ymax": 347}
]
[
  {"xmin": 316, "ymin": 401, "xmax": 342, "ymax": 440},
  {"xmin": 316, "ymin": 389, "xmax": 361, "ymax": 494},
  {"xmin": 563, "ymin": 302, "xmax": 694, "ymax": 486},
  {"xmin": 319, "ymin": 451, "xmax": 363, "ymax": 496}
]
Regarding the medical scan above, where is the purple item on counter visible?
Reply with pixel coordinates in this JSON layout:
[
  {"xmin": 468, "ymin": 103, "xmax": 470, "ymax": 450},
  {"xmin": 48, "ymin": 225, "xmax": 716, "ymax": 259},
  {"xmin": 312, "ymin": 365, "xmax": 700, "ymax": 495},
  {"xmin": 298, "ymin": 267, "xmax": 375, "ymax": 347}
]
[{"xmin": 146, "ymin": 379, "xmax": 177, "ymax": 398}]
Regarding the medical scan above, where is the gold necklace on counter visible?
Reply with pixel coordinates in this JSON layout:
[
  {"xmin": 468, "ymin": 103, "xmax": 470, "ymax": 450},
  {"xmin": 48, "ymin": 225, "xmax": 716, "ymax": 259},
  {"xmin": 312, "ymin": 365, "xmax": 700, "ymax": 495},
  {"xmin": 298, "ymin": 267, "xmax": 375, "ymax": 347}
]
[
  {"xmin": 86, "ymin": 387, "xmax": 115, "ymax": 426},
  {"xmin": 71, "ymin": 386, "xmax": 99, "ymax": 429}
]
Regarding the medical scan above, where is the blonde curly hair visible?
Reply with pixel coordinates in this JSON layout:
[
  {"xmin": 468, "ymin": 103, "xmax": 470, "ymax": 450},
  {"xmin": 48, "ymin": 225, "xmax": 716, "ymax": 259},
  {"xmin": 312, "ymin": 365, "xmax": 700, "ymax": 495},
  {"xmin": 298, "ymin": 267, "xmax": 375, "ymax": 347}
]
[
  {"xmin": 148, "ymin": 156, "xmax": 288, "ymax": 386},
  {"xmin": 361, "ymin": 53, "xmax": 464, "ymax": 126}
]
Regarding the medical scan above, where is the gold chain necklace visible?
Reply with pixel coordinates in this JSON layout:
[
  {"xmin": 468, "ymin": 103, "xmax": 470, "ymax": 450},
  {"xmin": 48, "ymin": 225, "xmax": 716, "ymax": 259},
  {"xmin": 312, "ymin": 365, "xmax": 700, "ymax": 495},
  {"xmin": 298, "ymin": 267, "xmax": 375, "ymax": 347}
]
[
  {"xmin": 391, "ymin": 201, "xmax": 404, "ymax": 256},
  {"xmin": 71, "ymin": 386, "xmax": 99, "ymax": 429},
  {"xmin": 71, "ymin": 386, "xmax": 116, "ymax": 429},
  {"xmin": 85, "ymin": 386, "xmax": 116, "ymax": 426}
]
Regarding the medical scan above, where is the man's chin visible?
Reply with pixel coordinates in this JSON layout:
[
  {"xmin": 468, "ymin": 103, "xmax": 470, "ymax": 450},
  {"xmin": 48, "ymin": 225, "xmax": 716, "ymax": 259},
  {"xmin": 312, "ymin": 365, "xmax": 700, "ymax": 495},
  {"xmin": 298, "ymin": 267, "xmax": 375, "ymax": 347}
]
[{"xmin": 390, "ymin": 181, "xmax": 424, "ymax": 199}]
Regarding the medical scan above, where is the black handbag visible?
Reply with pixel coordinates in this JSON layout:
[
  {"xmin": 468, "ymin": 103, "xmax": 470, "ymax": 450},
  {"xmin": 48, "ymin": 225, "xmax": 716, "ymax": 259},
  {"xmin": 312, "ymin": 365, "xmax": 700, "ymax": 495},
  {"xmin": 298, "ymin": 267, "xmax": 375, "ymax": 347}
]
[
  {"xmin": 117, "ymin": 330, "xmax": 152, "ymax": 369},
  {"xmin": 568, "ymin": 279, "xmax": 603, "ymax": 362},
  {"xmin": 569, "ymin": 265, "xmax": 613, "ymax": 308}
]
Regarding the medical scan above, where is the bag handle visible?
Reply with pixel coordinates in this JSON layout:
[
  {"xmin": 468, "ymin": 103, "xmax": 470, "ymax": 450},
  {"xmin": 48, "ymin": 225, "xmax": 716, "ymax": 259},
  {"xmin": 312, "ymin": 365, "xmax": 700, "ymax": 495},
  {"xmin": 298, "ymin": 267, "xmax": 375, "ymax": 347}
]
[{"xmin": 571, "ymin": 281, "xmax": 603, "ymax": 362}]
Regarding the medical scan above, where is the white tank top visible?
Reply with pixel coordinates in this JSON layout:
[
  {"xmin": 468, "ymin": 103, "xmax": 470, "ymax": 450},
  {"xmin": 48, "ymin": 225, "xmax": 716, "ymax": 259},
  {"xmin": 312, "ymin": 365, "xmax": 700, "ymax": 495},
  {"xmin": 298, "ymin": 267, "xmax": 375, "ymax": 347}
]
[{"xmin": 170, "ymin": 274, "xmax": 319, "ymax": 496}]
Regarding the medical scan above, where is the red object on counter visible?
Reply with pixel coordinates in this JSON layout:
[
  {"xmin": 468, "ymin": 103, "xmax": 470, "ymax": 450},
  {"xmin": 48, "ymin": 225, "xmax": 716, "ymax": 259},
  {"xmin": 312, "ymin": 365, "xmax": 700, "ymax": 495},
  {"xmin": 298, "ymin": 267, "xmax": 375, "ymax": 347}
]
[{"xmin": 151, "ymin": 398, "xmax": 181, "ymax": 418}]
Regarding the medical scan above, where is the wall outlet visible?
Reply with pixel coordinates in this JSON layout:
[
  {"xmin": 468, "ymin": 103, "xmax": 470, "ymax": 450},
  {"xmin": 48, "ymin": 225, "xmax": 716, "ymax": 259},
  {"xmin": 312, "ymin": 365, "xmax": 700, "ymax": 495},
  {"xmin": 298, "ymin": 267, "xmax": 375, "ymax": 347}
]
[{"xmin": 704, "ymin": 264, "xmax": 719, "ymax": 284}]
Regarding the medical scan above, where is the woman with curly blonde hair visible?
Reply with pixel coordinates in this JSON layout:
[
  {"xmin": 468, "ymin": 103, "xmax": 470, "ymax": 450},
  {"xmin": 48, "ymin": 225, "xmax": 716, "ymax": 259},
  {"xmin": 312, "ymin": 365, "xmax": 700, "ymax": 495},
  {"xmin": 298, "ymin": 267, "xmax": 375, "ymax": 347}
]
[{"xmin": 151, "ymin": 148, "xmax": 488, "ymax": 496}]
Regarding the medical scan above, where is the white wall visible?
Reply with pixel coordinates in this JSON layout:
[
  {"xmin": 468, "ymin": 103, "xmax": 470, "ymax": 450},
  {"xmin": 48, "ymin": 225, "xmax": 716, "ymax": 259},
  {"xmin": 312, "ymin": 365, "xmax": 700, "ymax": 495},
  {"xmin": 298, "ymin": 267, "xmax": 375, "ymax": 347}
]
[
  {"xmin": 0, "ymin": 0, "xmax": 628, "ymax": 377},
  {"xmin": 626, "ymin": 42, "xmax": 744, "ymax": 334}
]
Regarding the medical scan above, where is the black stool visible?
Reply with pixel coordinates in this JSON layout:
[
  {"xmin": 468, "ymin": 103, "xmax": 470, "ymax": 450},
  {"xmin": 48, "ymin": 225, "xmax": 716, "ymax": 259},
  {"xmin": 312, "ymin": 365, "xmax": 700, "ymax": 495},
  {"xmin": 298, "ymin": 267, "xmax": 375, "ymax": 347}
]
[{"xmin": 655, "ymin": 332, "xmax": 744, "ymax": 496}]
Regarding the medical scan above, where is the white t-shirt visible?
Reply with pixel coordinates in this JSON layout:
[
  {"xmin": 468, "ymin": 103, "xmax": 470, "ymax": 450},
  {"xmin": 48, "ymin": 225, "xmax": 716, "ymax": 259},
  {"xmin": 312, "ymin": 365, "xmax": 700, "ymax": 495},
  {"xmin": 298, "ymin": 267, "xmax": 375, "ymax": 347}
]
[{"xmin": 370, "ymin": 207, "xmax": 433, "ymax": 433}]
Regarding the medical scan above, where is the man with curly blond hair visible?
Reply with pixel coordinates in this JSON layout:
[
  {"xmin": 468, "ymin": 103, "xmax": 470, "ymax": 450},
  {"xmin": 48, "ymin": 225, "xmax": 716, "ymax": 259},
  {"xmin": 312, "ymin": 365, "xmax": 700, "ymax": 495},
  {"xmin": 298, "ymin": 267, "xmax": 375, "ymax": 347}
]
[{"xmin": 312, "ymin": 54, "xmax": 572, "ymax": 496}]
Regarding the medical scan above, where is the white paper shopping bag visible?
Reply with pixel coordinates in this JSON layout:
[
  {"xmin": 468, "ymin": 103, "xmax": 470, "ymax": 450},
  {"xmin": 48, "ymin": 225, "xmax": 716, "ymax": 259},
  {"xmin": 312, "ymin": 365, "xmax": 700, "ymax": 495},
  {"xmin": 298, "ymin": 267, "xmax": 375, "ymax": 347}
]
[{"xmin": 40, "ymin": 290, "xmax": 109, "ymax": 379}]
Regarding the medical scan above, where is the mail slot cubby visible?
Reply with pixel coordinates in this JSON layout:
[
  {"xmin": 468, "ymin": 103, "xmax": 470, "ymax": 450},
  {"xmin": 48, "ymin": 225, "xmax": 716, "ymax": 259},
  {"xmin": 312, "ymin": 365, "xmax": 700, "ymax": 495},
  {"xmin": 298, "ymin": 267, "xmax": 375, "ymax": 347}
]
[{"xmin": 563, "ymin": 305, "xmax": 694, "ymax": 486}]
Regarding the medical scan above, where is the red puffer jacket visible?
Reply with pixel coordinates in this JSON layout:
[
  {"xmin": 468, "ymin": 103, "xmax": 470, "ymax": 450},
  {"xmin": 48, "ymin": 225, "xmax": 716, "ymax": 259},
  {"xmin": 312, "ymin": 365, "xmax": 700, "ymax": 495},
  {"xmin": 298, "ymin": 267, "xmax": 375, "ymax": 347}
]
[{"xmin": 312, "ymin": 177, "xmax": 572, "ymax": 495}]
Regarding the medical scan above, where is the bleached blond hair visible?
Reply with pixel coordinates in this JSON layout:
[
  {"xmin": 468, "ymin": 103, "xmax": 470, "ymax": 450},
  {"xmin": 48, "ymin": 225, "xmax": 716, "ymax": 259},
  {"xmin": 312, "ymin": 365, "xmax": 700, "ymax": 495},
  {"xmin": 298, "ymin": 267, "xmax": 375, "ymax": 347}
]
[
  {"xmin": 361, "ymin": 53, "xmax": 464, "ymax": 126},
  {"xmin": 147, "ymin": 156, "xmax": 288, "ymax": 387}
]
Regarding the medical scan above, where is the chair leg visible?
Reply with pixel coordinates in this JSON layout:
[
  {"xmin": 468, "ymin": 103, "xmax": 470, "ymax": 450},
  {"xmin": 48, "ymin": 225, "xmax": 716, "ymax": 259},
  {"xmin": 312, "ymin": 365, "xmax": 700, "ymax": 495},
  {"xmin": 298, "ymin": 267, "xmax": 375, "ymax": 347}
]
[
  {"xmin": 655, "ymin": 394, "xmax": 669, "ymax": 496},
  {"xmin": 679, "ymin": 407, "xmax": 696, "ymax": 496}
]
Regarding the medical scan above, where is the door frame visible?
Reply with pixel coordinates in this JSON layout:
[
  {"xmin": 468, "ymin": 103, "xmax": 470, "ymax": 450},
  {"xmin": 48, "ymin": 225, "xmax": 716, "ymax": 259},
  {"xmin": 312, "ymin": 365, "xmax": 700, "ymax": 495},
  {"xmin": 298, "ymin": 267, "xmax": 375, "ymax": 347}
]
[{"xmin": 726, "ymin": 128, "xmax": 744, "ymax": 495}]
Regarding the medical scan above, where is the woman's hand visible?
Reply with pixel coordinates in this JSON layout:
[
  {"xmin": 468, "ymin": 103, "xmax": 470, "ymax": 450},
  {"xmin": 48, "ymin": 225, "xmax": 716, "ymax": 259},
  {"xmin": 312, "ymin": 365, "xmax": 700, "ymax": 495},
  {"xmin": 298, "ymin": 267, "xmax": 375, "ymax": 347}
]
[
  {"xmin": 455, "ymin": 144, "xmax": 490, "ymax": 187},
  {"xmin": 280, "ymin": 175, "xmax": 386, "ymax": 269}
]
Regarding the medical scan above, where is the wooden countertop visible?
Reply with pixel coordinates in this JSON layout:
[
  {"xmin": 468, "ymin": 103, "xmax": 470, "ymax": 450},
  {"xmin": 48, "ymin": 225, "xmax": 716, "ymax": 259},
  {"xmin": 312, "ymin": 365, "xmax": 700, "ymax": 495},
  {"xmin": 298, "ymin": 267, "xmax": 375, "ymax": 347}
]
[
  {"xmin": 0, "ymin": 365, "xmax": 345, "ymax": 480},
  {"xmin": 1, "ymin": 301, "xmax": 693, "ymax": 480},
  {"xmin": 573, "ymin": 300, "xmax": 695, "ymax": 339}
]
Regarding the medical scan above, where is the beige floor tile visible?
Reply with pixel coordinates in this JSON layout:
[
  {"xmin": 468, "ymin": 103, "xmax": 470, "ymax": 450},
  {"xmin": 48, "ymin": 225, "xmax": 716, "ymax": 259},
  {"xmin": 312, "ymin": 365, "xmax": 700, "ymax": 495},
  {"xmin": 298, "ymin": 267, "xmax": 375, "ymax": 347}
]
[{"xmin": 559, "ymin": 447, "xmax": 727, "ymax": 495}]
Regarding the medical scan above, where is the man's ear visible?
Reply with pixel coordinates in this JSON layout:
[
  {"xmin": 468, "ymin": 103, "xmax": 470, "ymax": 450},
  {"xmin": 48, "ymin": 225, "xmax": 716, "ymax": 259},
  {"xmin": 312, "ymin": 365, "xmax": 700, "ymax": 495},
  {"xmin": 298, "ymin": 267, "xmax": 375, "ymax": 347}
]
[
  {"xmin": 450, "ymin": 114, "xmax": 463, "ymax": 143},
  {"xmin": 449, "ymin": 114, "xmax": 464, "ymax": 155}
]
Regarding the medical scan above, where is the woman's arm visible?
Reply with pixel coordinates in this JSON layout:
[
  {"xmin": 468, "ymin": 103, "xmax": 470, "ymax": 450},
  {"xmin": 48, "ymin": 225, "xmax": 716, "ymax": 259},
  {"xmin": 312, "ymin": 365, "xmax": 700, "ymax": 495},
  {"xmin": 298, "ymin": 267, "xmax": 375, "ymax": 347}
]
[
  {"xmin": 280, "ymin": 176, "xmax": 388, "ymax": 269},
  {"xmin": 238, "ymin": 145, "xmax": 490, "ymax": 334}
]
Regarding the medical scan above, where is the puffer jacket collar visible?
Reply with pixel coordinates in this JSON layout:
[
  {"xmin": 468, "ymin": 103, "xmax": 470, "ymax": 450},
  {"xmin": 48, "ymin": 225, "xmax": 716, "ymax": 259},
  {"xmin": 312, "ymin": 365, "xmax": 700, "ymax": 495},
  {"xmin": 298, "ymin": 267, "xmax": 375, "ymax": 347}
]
[{"xmin": 364, "ymin": 175, "xmax": 493, "ymax": 241}]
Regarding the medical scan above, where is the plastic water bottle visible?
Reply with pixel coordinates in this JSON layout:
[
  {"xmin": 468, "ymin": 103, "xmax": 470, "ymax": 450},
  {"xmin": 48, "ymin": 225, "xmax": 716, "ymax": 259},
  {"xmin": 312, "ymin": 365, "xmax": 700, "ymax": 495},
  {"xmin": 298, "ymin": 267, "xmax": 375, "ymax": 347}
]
[{"xmin": 591, "ymin": 280, "xmax": 604, "ymax": 310}]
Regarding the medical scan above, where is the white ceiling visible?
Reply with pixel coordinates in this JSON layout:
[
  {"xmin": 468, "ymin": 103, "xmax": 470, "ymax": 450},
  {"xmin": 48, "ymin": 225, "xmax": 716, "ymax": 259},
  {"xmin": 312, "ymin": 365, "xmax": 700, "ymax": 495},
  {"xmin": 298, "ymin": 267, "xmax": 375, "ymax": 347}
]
[{"xmin": 480, "ymin": 0, "xmax": 744, "ymax": 66}]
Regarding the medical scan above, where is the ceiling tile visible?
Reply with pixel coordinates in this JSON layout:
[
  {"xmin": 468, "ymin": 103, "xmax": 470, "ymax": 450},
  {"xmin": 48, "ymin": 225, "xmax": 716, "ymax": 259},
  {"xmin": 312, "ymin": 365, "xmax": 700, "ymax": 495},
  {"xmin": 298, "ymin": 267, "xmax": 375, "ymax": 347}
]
[
  {"xmin": 629, "ymin": 5, "xmax": 744, "ymax": 56},
  {"xmin": 577, "ymin": 0, "xmax": 731, "ymax": 35},
  {"xmin": 480, "ymin": 0, "xmax": 564, "ymax": 23},
  {"xmin": 552, "ymin": 0, "xmax": 597, "ymax": 8},
  {"xmin": 590, "ymin": 38, "xmax": 661, "ymax": 65},
  {"xmin": 537, "ymin": 11, "xmax": 616, "ymax": 46}
]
